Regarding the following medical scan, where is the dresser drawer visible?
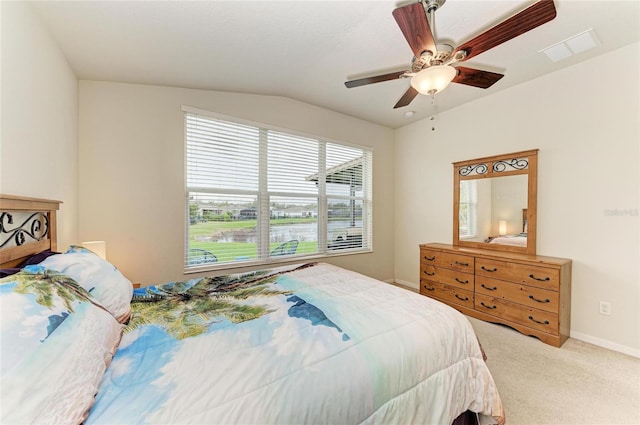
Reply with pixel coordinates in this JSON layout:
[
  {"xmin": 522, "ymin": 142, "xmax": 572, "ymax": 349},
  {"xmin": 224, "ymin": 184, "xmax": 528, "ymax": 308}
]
[
  {"xmin": 421, "ymin": 265, "xmax": 474, "ymax": 291},
  {"xmin": 420, "ymin": 243, "xmax": 571, "ymax": 347},
  {"xmin": 476, "ymin": 276, "xmax": 558, "ymax": 313},
  {"xmin": 421, "ymin": 249, "xmax": 475, "ymax": 273},
  {"xmin": 475, "ymin": 258, "xmax": 560, "ymax": 291},
  {"xmin": 475, "ymin": 294, "xmax": 559, "ymax": 335},
  {"xmin": 420, "ymin": 280, "xmax": 474, "ymax": 309}
]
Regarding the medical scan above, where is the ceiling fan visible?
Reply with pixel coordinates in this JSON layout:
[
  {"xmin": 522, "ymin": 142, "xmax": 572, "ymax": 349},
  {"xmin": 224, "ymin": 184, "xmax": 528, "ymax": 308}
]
[{"xmin": 345, "ymin": 0, "xmax": 557, "ymax": 108}]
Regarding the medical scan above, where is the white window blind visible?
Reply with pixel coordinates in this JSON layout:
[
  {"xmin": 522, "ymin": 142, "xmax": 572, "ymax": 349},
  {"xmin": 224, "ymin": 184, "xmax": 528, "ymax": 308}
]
[
  {"xmin": 184, "ymin": 108, "xmax": 372, "ymax": 271},
  {"xmin": 459, "ymin": 180, "xmax": 477, "ymax": 239}
]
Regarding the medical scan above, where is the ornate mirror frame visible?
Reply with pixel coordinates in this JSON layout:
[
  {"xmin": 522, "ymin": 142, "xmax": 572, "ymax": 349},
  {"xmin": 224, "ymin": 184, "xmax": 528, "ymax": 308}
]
[{"xmin": 453, "ymin": 149, "xmax": 538, "ymax": 255}]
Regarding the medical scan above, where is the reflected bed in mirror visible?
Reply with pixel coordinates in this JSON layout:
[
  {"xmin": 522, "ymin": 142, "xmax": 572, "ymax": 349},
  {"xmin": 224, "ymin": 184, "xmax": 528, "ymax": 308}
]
[
  {"xmin": 485, "ymin": 208, "xmax": 528, "ymax": 247},
  {"xmin": 453, "ymin": 150, "xmax": 538, "ymax": 255}
]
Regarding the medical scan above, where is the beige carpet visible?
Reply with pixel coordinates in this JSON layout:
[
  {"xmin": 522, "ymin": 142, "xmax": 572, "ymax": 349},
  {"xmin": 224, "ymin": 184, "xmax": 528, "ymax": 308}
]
[{"xmin": 467, "ymin": 316, "xmax": 640, "ymax": 425}]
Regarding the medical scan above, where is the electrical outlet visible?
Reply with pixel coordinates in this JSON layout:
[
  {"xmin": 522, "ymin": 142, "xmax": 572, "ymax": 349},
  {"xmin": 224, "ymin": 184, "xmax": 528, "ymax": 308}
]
[{"xmin": 599, "ymin": 301, "xmax": 611, "ymax": 315}]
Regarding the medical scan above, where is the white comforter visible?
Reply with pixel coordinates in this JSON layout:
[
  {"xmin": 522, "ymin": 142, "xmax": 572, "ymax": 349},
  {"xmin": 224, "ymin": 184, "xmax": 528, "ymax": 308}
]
[{"xmin": 88, "ymin": 263, "xmax": 505, "ymax": 425}]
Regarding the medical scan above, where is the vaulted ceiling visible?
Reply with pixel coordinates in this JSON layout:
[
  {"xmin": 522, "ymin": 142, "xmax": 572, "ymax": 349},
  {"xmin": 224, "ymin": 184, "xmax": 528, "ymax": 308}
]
[{"xmin": 31, "ymin": 0, "xmax": 640, "ymax": 128}]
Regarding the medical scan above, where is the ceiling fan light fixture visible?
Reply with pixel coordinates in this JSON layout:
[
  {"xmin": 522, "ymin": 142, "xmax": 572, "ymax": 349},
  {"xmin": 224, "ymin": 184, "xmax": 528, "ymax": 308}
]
[{"xmin": 410, "ymin": 65, "xmax": 457, "ymax": 96}]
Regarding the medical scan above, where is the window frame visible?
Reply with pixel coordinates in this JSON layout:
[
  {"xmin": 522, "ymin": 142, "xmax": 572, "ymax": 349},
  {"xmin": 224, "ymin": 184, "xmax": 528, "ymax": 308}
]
[
  {"xmin": 183, "ymin": 106, "xmax": 373, "ymax": 273},
  {"xmin": 458, "ymin": 179, "xmax": 478, "ymax": 239}
]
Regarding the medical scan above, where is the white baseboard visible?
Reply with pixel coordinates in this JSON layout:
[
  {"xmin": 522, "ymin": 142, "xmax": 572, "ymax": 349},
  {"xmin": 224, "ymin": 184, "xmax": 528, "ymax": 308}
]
[
  {"xmin": 392, "ymin": 279, "xmax": 419, "ymax": 290},
  {"xmin": 570, "ymin": 330, "xmax": 640, "ymax": 358},
  {"xmin": 388, "ymin": 280, "xmax": 639, "ymax": 358}
]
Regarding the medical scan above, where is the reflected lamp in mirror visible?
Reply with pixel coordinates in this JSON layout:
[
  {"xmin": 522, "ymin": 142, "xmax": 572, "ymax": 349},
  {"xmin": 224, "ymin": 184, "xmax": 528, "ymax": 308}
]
[
  {"xmin": 499, "ymin": 220, "xmax": 507, "ymax": 236},
  {"xmin": 82, "ymin": 240, "xmax": 106, "ymax": 259}
]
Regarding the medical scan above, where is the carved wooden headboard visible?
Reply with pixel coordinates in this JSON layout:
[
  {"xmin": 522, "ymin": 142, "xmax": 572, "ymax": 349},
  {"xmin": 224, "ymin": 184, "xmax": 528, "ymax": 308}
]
[{"xmin": 0, "ymin": 194, "xmax": 62, "ymax": 268}]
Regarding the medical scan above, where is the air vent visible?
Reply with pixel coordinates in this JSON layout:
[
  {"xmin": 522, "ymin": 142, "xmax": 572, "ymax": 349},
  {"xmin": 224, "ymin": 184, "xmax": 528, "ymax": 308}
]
[{"xmin": 540, "ymin": 28, "xmax": 600, "ymax": 62}]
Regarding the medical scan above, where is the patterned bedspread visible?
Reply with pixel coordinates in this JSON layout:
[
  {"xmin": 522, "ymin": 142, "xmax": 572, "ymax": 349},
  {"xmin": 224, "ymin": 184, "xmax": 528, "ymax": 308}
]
[{"xmin": 87, "ymin": 262, "xmax": 504, "ymax": 424}]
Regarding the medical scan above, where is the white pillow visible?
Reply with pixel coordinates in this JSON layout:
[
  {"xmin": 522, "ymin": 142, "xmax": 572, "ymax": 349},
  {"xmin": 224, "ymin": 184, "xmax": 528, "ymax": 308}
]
[
  {"xmin": 40, "ymin": 246, "xmax": 133, "ymax": 323},
  {"xmin": 0, "ymin": 266, "xmax": 123, "ymax": 424}
]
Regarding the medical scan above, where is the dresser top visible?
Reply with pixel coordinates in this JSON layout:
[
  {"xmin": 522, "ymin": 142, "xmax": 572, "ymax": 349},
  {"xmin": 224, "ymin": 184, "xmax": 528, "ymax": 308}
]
[{"xmin": 420, "ymin": 243, "xmax": 572, "ymax": 267}]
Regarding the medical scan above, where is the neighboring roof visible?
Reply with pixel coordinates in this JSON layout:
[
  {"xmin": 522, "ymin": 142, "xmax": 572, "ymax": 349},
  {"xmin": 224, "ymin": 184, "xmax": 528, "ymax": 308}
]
[{"xmin": 306, "ymin": 157, "xmax": 363, "ymax": 186}]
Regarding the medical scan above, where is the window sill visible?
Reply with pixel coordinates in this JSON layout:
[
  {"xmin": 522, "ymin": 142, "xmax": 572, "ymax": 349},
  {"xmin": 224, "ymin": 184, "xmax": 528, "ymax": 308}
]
[{"xmin": 184, "ymin": 248, "xmax": 373, "ymax": 275}]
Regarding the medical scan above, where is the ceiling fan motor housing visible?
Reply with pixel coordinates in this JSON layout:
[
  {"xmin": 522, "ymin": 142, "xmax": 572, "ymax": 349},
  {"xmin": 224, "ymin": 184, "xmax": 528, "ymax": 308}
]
[{"xmin": 411, "ymin": 44, "xmax": 454, "ymax": 73}]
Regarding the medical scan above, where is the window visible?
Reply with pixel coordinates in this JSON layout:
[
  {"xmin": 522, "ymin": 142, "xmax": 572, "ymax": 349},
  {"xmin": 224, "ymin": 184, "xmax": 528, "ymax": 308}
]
[
  {"xmin": 459, "ymin": 180, "xmax": 477, "ymax": 238},
  {"xmin": 184, "ymin": 106, "xmax": 372, "ymax": 271}
]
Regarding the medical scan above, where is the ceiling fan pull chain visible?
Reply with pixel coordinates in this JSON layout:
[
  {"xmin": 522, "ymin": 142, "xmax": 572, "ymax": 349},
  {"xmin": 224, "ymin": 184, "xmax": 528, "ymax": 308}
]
[{"xmin": 430, "ymin": 95, "xmax": 438, "ymax": 131}]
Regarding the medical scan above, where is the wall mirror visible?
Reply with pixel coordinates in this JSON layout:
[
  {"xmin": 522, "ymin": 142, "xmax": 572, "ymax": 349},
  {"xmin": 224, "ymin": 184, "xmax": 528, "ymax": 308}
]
[{"xmin": 453, "ymin": 149, "xmax": 538, "ymax": 255}]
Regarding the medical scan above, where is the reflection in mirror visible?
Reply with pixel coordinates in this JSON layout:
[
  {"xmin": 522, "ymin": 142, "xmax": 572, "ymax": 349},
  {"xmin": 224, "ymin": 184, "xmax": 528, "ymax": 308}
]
[
  {"xmin": 453, "ymin": 149, "xmax": 538, "ymax": 255},
  {"xmin": 460, "ymin": 175, "xmax": 528, "ymax": 245}
]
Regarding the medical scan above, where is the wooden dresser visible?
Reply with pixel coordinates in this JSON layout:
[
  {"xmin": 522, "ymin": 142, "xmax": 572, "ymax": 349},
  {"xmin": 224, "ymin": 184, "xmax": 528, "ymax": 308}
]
[{"xmin": 420, "ymin": 243, "xmax": 572, "ymax": 347}]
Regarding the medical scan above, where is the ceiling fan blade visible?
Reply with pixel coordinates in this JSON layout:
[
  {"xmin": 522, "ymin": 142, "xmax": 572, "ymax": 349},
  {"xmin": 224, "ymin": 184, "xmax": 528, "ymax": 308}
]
[
  {"xmin": 394, "ymin": 86, "xmax": 419, "ymax": 109},
  {"xmin": 345, "ymin": 70, "xmax": 407, "ymax": 88},
  {"xmin": 392, "ymin": 2, "xmax": 437, "ymax": 59},
  {"xmin": 453, "ymin": 0, "xmax": 557, "ymax": 62},
  {"xmin": 452, "ymin": 66, "xmax": 504, "ymax": 89}
]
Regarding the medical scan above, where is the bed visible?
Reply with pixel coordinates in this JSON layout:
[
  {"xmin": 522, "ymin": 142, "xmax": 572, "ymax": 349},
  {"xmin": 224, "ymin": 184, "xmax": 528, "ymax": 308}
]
[
  {"xmin": 487, "ymin": 209, "xmax": 528, "ymax": 247},
  {"xmin": 486, "ymin": 234, "xmax": 527, "ymax": 247},
  {"xmin": 0, "ymin": 194, "xmax": 505, "ymax": 425}
]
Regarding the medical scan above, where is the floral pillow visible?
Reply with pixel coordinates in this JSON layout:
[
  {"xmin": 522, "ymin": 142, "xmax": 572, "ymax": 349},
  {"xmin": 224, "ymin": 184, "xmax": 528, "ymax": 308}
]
[
  {"xmin": 0, "ymin": 266, "xmax": 123, "ymax": 424},
  {"xmin": 39, "ymin": 246, "xmax": 133, "ymax": 323}
]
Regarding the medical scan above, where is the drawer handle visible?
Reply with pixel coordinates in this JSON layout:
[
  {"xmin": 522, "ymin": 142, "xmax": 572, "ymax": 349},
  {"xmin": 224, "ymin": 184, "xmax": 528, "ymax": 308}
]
[
  {"xmin": 480, "ymin": 302, "xmax": 497, "ymax": 310},
  {"xmin": 529, "ymin": 274, "xmax": 550, "ymax": 282},
  {"xmin": 422, "ymin": 285, "xmax": 435, "ymax": 292},
  {"xmin": 455, "ymin": 277, "xmax": 469, "ymax": 284},
  {"xmin": 423, "ymin": 270, "xmax": 435, "ymax": 276},
  {"xmin": 481, "ymin": 284, "xmax": 497, "ymax": 291},
  {"xmin": 481, "ymin": 266, "xmax": 498, "ymax": 272},
  {"xmin": 528, "ymin": 315, "xmax": 550, "ymax": 325},
  {"xmin": 455, "ymin": 261, "xmax": 470, "ymax": 267},
  {"xmin": 424, "ymin": 255, "xmax": 435, "ymax": 261},
  {"xmin": 455, "ymin": 294, "xmax": 469, "ymax": 301},
  {"xmin": 528, "ymin": 295, "xmax": 550, "ymax": 303}
]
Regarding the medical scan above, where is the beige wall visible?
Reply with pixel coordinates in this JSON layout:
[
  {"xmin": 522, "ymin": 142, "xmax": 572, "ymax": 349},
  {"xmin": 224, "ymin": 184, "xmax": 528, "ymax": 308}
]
[
  {"xmin": 394, "ymin": 42, "xmax": 640, "ymax": 356},
  {"xmin": 79, "ymin": 81, "xmax": 395, "ymax": 285},
  {"xmin": 0, "ymin": 2, "xmax": 79, "ymax": 249},
  {"xmin": 4, "ymin": 1, "xmax": 638, "ymax": 356}
]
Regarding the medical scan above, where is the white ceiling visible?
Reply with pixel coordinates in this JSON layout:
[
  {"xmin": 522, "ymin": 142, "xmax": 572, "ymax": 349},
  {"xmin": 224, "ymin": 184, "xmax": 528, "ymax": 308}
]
[{"xmin": 31, "ymin": 0, "xmax": 640, "ymax": 128}]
